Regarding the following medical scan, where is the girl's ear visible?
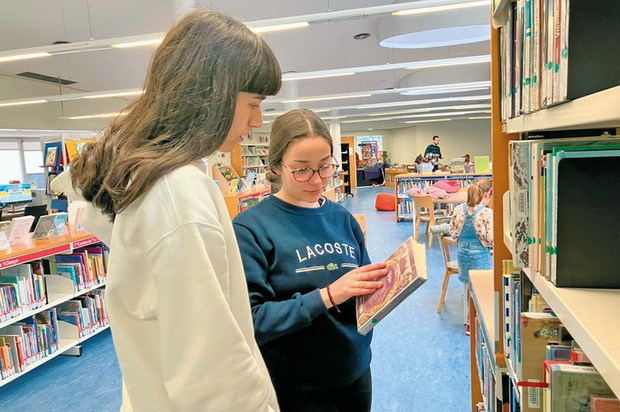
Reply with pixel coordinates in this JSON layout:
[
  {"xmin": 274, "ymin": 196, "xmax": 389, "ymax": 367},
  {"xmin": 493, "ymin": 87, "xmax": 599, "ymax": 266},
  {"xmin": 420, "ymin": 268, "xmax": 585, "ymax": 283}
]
[{"xmin": 272, "ymin": 165, "xmax": 282, "ymax": 176}]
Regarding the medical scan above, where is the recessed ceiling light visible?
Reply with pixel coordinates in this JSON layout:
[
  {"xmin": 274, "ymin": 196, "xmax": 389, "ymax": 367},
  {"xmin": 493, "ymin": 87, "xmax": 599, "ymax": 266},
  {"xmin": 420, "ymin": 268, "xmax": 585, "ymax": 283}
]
[
  {"xmin": 381, "ymin": 25, "xmax": 490, "ymax": 49},
  {"xmin": 354, "ymin": 33, "xmax": 370, "ymax": 40}
]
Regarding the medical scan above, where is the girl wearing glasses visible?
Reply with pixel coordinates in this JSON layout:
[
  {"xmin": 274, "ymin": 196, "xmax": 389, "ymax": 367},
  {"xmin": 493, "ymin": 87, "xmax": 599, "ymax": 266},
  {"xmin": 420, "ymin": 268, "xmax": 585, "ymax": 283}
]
[{"xmin": 233, "ymin": 109, "xmax": 388, "ymax": 412}]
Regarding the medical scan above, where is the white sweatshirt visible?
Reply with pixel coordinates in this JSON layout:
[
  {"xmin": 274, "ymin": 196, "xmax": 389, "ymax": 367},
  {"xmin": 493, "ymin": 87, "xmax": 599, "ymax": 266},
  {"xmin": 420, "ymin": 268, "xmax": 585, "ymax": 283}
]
[{"xmin": 52, "ymin": 162, "xmax": 278, "ymax": 412}]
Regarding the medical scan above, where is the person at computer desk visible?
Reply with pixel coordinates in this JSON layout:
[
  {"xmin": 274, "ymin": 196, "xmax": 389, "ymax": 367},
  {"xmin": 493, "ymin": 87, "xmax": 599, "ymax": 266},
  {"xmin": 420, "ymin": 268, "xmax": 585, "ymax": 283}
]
[{"xmin": 423, "ymin": 135, "xmax": 442, "ymax": 171}]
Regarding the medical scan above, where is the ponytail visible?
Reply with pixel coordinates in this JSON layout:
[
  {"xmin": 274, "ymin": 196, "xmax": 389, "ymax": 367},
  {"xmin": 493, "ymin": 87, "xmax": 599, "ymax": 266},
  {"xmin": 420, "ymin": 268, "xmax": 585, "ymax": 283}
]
[{"xmin": 467, "ymin": 177, "xmax": 492, "ymax": 207}]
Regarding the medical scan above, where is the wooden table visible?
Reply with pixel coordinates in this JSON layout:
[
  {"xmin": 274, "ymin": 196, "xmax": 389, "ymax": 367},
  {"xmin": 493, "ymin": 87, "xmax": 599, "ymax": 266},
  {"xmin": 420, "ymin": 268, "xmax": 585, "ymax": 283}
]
[{"xmin": 432, "ymin": 192, "xmax": 467, "ymax": 204}]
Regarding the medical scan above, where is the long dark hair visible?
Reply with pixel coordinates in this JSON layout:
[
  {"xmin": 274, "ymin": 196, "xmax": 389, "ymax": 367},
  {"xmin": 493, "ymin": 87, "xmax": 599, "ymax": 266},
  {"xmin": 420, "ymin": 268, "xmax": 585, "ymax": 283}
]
[{"xmin": 71, "ymin": 10, "xmax": 281, "ymax": 220}]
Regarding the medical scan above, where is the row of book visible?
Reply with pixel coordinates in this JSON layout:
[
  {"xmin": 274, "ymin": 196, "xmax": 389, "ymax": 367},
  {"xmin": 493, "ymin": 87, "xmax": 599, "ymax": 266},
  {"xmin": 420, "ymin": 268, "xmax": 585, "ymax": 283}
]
[
  {"xmin": 397, "ymin": 200, "xmax": 413, "ymax": 217},
  {"xmin": 0, "ymin": 263, "xmax": 47, "ymax": 323},
  {"xmin": 0, "ymin": 289, "xmax": 108, "ymax": 380},
  {"xmin": 243, "ymin": 157, "xmax": 267, "ymax": 167},
  {"xmin": 0, "ymin": 244, "xmax": 108, "ymax": 323},
  {"xmin": 57, "ymin": 244, "xmax": 108, "ymax": 291},
  {"xmin": 500, "ymin": 0, "xmax": 567, "ymax": 119},
  {"xmin": 241, "ymin": 146, "xmax": 268, "ymax": 156},
  {"xmin": 474, "ymin": 315, "xmax": 499, "ymax": 412},
  {"xmin": 501, "ymin": 261, "xmax": 618, "ymax": 411},
  {"xmin": 499, "ymin": 1, "xmax": 619, "ymax": 121},
  {"xmin": 508, "ymin": 136, "xmax": 619, "ymax": 288},
  {"xmin": 57, "ymin": 289, "xmax": 108, "ymax": 338}
]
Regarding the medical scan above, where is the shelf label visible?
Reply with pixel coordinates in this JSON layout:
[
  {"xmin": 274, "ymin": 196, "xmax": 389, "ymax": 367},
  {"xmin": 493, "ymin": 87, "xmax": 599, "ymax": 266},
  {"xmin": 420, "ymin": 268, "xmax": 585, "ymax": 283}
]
[
  {"xmin": 71, "ymin": 236, "xmax": 100, "ymax": 249},
  {"xmin": 0, "ymin": 244, "xmax": 71, "ymax": 269}
]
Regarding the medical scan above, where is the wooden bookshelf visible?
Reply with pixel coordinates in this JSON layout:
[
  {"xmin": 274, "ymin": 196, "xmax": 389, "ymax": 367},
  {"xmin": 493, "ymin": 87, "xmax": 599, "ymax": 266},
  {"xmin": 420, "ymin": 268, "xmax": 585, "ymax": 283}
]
[
  {"xmin": 523, "ymin": 268, "xmax": 620, "ymax": 398},
  {"xmin": 224, "ymin": 187, "xmax": 271, "ymax": 219},
  {"xmin": 469, "ymin": 4, "xmax": 620, "ymax": 410},
  {"xmin": 394, "ymin": 173, "xmax": 491, "ymax": 222}
]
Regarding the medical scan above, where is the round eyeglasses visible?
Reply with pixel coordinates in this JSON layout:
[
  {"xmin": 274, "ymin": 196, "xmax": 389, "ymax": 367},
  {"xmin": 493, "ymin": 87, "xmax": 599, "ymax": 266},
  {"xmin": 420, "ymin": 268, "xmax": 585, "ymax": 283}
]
[{"xmin": 281, "ymin": 162, "xmax": 340, "ymax": 182}]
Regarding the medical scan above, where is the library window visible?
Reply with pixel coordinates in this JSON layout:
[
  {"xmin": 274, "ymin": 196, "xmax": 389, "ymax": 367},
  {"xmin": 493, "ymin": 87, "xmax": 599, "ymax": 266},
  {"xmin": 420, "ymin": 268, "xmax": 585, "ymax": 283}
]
[{"xmin": 0, "ymin": 150, "xmax": 22, "ymax": 184}]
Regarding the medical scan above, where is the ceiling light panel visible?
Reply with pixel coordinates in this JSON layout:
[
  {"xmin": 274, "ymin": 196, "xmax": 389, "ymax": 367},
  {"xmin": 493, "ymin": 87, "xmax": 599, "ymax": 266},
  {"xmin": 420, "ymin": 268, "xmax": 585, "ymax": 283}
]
[
  {"xmin": 281, "ymin": 94, "xmax": 372, "ymax": 103},
  {"xmin": 393, "ymin": 0, "xmax": 490, "ymax": 16},
  {"xmin": 402, "ymin": 118, "xmax": 453, "ymax": 124},
  {"xmin": 380, "ymin": 25, "xmax": 490, "ymax": 49},
  {"xmin": 0, "ymin": 52, "xmax": 50, "ymax": 63},
  {"xmin": 0, "ymin": 99, "xmax": 47, "ymax": 108},
  {"xmin": 63, "ymin": 112, "xmax": 122, "ymax": 120},
  {"xmin": 249, "ymin": 22, "xmax": 309, "ymax": 33}
]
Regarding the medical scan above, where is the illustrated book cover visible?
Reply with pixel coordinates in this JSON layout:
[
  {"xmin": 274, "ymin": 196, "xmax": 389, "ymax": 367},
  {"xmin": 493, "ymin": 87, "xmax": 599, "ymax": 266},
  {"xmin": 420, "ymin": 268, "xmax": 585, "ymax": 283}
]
[{"xmin": 356, "ymin": 237, "xmax": 426, "ymax": 335}]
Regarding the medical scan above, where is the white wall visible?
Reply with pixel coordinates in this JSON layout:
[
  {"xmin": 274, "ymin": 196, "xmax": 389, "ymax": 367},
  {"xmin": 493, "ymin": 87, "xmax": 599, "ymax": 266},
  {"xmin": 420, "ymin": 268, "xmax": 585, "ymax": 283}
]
[{"xmin": 386, "ymin": 119, "xmax": 491, "ymax": 165}]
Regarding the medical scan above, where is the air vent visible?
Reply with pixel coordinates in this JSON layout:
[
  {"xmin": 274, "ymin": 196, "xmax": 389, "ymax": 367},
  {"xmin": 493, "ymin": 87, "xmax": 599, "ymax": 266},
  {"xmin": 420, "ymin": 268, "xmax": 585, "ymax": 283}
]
[{"xmin": 16, "ymin": 72, "xmax": 76, "ymax": 85}]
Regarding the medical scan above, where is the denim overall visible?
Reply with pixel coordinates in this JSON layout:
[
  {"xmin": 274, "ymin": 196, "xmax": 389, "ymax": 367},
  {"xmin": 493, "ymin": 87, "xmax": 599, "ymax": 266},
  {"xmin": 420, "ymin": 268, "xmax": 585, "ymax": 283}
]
[{"xmin": 457, "ymin": 204, "xmax": 492, "ymax": 283}]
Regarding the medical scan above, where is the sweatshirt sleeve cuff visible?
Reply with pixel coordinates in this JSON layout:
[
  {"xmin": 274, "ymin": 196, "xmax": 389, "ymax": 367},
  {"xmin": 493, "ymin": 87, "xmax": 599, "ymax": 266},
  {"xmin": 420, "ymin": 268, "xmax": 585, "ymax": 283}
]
[{"xmin": 301, "ymin": 289, "xmax": 329, "ymax": 318}]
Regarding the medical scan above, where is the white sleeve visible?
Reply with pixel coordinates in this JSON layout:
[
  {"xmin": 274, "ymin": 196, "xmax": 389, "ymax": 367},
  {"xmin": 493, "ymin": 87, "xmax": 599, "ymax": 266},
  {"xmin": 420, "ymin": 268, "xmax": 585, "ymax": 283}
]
[{"xmin": 148, "ymin": 222, "xmax": 274, "ymax": 411}]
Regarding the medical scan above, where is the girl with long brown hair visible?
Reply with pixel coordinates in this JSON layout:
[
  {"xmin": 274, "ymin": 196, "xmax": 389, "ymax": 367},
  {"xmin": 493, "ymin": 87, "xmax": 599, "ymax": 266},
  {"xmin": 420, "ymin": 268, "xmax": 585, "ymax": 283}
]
[
  {"xmin": 54, "ymin": 10, "xmax": 281, "ymax": 411},
  {"xmin": 233, "ymin": 109, "xmax": 388, "ymax": 411}
]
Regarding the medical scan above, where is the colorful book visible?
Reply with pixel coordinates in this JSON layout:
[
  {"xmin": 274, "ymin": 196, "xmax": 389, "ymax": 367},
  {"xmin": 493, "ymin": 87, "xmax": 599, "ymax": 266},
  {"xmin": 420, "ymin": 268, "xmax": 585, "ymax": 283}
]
[
  {"xmin": 43, "ymin": 142, "xmax": 62, "ymax": 168},
  {"xmin": 356, "ymin": 237, "xmax": 427, "ymax": 335},
  {"xmin": 546, "ymin": 364, "xmax": 614, "ymax": 411},
  {"xmin": 591, "ymin": 395, "xmax": 620, "ymax": 412}
]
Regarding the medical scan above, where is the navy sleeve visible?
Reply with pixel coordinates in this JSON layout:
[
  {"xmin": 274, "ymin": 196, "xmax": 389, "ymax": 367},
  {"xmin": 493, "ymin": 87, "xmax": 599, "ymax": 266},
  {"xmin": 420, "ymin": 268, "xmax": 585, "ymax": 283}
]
[
  {"xmin": 233, "ymin": 222, "xmax": 328, "ymax": 345},
  {"xmin": 349, "ymin": 214, "xmax": 371, "ymax": 266}
]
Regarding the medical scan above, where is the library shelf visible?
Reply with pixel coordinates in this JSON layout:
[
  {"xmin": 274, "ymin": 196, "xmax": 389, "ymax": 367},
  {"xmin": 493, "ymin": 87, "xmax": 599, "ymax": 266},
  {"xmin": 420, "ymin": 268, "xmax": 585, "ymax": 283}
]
[
  {"xmin": 0, "ymin": 324, "xmax": 110, "ymax": 387},
  {"xmin": 0, "ymin": 282, "xmax": 106, "ymax": 330},
  {"xmin": 505, "ymin": 86, "xmax": 620, "ymax": 133},
  {"xmin": 0, "ymin": 230, "xmax": 100, "ymax": 271},
  {"xmin": 522, "ymin": 268, "xmax": 620, "ymax": 398},
  {"xmin": 469, "ymin": 270, "xmax": 497, "ymax": 370}
]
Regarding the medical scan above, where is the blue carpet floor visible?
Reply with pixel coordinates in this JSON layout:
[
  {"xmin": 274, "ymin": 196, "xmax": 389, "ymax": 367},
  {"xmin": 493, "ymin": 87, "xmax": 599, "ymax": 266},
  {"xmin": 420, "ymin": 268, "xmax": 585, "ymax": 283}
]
[{"xmin": 0, "ymin": 186, "xmax": 470, "ymax": 411}]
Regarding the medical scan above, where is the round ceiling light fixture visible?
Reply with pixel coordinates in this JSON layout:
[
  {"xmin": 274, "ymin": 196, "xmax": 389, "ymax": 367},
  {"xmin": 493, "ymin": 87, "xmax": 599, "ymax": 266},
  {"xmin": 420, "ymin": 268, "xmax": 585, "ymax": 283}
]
[
  {"xmin": 380, "ymin": 24, "xmax": 489, "ymax": 49},
  {"xmin": 353, "ymin": 32, "xmax": 371, "ymax": 40}
]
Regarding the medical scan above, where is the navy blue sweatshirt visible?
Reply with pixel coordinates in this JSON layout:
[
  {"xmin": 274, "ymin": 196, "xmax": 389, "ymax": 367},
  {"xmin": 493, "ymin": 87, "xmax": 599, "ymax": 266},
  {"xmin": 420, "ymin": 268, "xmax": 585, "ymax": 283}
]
[{"xmin": 233, "ymin": 195, "xmax": 372, "ymax": 390}]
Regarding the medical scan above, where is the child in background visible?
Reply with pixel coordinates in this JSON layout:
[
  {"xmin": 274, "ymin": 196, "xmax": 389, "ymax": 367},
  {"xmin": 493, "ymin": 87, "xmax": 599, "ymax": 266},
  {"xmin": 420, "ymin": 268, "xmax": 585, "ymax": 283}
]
[{"xmin": 449, "ymin": 178, "xmax": 493, "ymax": 332}]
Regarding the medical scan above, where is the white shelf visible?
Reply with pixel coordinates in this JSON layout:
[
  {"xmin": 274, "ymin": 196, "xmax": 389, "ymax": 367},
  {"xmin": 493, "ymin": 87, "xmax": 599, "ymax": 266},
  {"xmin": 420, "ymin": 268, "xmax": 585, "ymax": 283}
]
[
  {"xmin": 0, "ymin": 324, "xmax": 110, "ymax": 387},
  {"xmin": 469, "ymin": 270, "xmax": 497, "ymax": 370},
  {"xmin": 523, "ymin": 268, "xmax": 620, "ymax": 398},
  {"xmin": 0, "ymin": 282, "xmax": 106, "ymax": 330},
  {"xmin": 505, "ymin": 86, "xmax": 620, "ymax": 133}
]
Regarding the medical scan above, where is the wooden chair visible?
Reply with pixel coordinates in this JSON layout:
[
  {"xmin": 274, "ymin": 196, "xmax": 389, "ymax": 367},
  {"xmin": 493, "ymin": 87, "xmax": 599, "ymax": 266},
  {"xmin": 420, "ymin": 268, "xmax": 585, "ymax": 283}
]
[
  {"xmin": 353, "ymin": 214, "xmax": 367, "ymax": 240},
  {"xmin": 437, "ymin": 235, "xmax": 459, "ymax": 313},
  {"xmin": 412, "ymin": 195, "xmax": 449, "ymax": 247}
]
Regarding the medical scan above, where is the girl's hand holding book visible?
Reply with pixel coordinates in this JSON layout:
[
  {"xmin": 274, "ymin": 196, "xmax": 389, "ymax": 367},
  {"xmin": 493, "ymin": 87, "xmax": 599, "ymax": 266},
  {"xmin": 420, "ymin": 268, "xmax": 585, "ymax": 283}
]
[{"xmin": 321, "ymin": 263, "xmax": 388, "ymax": 307}]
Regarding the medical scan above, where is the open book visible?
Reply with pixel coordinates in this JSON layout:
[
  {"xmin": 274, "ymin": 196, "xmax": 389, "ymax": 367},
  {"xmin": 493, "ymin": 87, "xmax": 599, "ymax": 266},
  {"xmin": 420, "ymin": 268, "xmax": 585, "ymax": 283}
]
[{"xmin": 356, "ymin": 237, "xmax": 427, "ymax": 335}]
